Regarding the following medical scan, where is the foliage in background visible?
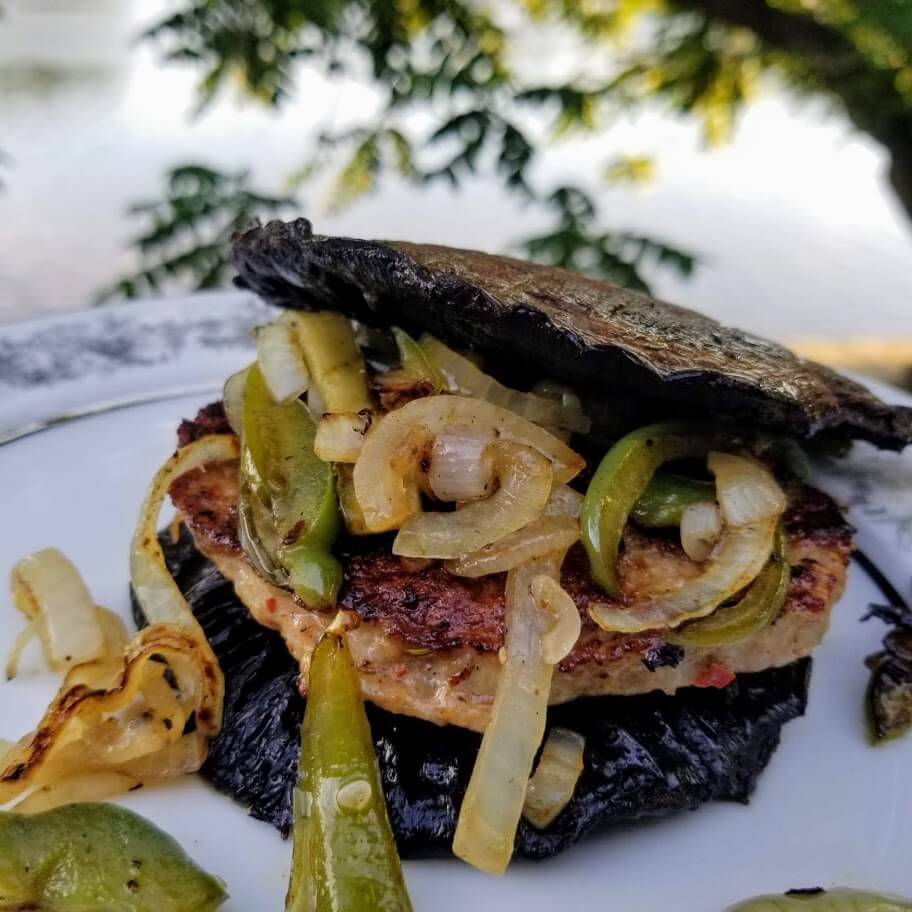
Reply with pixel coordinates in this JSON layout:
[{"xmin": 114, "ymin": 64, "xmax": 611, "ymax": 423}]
[
  {"xmin": 521, "ymin": 186, "xmax": 695, "ymax": 291},
  {"xmin": 105, "ymin": 0, "xmax": 912, "ymax": 299},
  {"xmin": 99, "ymin": 166, "xmax": 296, "ymax": 301}
]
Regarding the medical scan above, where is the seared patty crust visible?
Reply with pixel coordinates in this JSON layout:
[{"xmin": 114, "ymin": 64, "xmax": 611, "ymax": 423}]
[
  {"xmin": 169, "ymin": 404, "xmax": 851, "ymax": 730},
  {"xmin": 141, "ymin": 525, "xmax": 813, "ymax": 853}
]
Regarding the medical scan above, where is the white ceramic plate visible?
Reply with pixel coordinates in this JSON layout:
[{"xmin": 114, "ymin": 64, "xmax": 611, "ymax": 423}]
[{"xmin": 1, "ymin": 295, "xmax": 911, "ymax": 910}]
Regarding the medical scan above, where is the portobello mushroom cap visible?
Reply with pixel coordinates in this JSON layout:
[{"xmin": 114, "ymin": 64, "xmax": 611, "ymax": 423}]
[{"xmin": 232, "ymin": 218, "xmax": 912, "ymax": 450}]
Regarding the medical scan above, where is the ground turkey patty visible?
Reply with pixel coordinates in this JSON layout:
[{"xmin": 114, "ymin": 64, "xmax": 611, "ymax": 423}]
[{"xmin": 171, "ymin": 404, "xmax": 852, "ymax": 731}]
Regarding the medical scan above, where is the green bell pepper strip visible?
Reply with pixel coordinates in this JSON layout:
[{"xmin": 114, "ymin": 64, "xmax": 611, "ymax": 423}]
[
  {"xmin": 286, "ymin": 619, "xmax": 413, "ymax": 912},
  {"xmin": 581, "ymin": 422, "xmax": 723, "ymax": 596},
  {"xmin": 668, "ymin": 524, "xmax": 790, "ymax": 646},
  {"xmin": 242, "ymin": 365, "xmax": 342, "ymax": 608},
  {"xmin": 0, "ymin": 803, "xmax": 226, "ymax": 911},
  {"xmin": 392, "ymin": 327, "xmax": 445, "ymax": 393},
  {"xmin": 630, "ymin": 473, "xmax": 715, "ymax": 528}
]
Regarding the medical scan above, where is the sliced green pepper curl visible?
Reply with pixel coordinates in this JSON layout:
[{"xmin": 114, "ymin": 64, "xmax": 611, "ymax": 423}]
[
  {"xmin": 286, "ymin": 618, "xmax": 413, "ymax": 912},
  {"xmin": 392, "ymin": 327, "xmax": 445, "ymax": 393},
  {"xmin": 241, "ymin": 365, "xmax": 342, "ymax": 608},
  {"xmin": 581, "ymin": 422, "xmax": 723, "ymax": 596},
  {"xmin": 292, "ymin": 311, "xmax": 373, "ymax": 414},
  {"xmin": 0, "ymin": 803, "xmax": 226, "ymax": 911},
  {"xmin": 631, "ymin": 473, "xmax": 715, "ymax": 528},
  {"xmin": 668, "ymin": 524, "xmax": 790, "ymax": 646}
]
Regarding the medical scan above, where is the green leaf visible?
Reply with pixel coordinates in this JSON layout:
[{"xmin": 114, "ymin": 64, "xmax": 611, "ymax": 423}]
[
  {"xmin": 603, "ymin": 154, "xmax": 656, "ymax": 185},
  {"xmin": 96, "ymin": 163, "xmax": 297, "ymax": 303}
]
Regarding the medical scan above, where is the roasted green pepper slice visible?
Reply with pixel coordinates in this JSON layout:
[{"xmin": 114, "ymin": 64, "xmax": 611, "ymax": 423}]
[
  {"xmin": 631, "ymin": 473, "xmax": 715, "ymax": 528},
  {"xmin": 372, "ymin": 328, "xmax": 445, "ymax": 402},
  {"xmin": 393, "ymin": 327, "xmax": 445, "ymax": 393},
  {"xmin": 0, "ymin": 803, "xmax": 226, "ymax": 911},
  {"xmin": 242, "ymin": 364, "xmax": 342, "ymax": 608},
  {"xmin": 726, "ymin": 888, "xmax": 912, "ymax": 911},
  {"xmin": 286, "ymin": 619, "xmax": 413, "ymax": 912},
  {"xmin": 581, "ymin": 422, "xmax": 722, "ymax": 596},
  {"xmin": 668, "ymin": 525, "xmax": 790, "ymax": 646}
]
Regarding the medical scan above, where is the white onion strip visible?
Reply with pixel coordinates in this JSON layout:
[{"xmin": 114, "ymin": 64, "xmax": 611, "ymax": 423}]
[
  {"xmin": 8, "ymin": 549, "xmax": 105, "ymax": 675},
  {"xmin": 533, "ymin": 575, "xmax": 582, "ymax": 664},
  {"xmin": 353, "ymin": 395, "xmax": 584, "ymax": 532},
  {"xmin": 447, "ymin": 516, "xmax": 578, "ymax": 578},
  {"xmin": 709, "ymin": 451, "xmax": 786, "ymax": 527},
  {"xmin": 314, "ymin": 411, "xmax": 372, "ymax": 463},
  {"xmin": 255, "ymin": 314, "xmax": 311, "ymax": 403},
  {"xmin": 131, "ymin": 434, "xmax": 237, "ymax": 642},
  {"xmin": 393, "ymin": 442, "xmax": 553, "ymax": 559},
  {"xmin": 522, "ymin": 728, "xmax": 586, "ymax": 829},
  {"xmin": 428, "ymin": 430, "xmax": 495, "ymax": 502},
  {"xmin": 452, "ymin": 554, "xmax": 560, "ymax": 874},
  {"xmin": 680, "ymin": 501, "xmax": 722, "ymax": 563},
  {"xmin": 130, "ymin": 434, "xmax": 235, "ymax": 741},
  {"xmin": 421, "ymin": 335, "xmax": 591, "ymax": 434},
  {"xmin": 5, "ymin": 622, "xmax": 36, "ymax": 681}
]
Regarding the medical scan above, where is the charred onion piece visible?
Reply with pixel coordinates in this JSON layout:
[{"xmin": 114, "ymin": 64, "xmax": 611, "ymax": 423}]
[
  {"xmin": 6, "ymin": 549, "xmax": 124, "ymax": 678},
  {"xmin": 255, "ymin": 312, "xmax": 311, "ymax": 403},
  {"xmin": 420, "ymin": 334, "xmax": 591, "ymax": 434}
]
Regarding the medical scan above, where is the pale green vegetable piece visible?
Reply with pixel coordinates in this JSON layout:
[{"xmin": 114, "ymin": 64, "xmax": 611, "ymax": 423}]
[
  {"xmin": 726, "ymin": 888, "xmax": 912, "ymax": 912},
  {"xmin": 0, "ymin": 803, "xmax": 226, "ymax": 911}
]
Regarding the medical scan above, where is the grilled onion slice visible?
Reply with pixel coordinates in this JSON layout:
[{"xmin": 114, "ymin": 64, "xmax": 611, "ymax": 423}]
[
  {"xmin": 522, "ymin": 728, "xmax": 586, "ymax": 830},
  {"xmin": 427, "ymin": 429, "xmax": 495, "ymax": 502},
  {"xmin": 452, "ymin": 554, "xmax": 561, "ymax": 874},
  {"xmin": 255, "ymin": 313, "xmax": 310, "ymax": 403},
  {"xmin": 0, "ymin": 435, "xmax": 233, "ymax": 810},
  {"xmin": 680, "ymin": 501, "xmax": 722, "ymax": 562},
  {"xmin": 7, "ymin": 549, "xmax": 106, "ymax": 677},
  {"xmin": 447, "ymin": 516, "xmax": 579, "ymax": 578},
  {"xmin": 421, "ymin": 335, "xmax": 591, "ymax": 434},
  {"xmin": 393, "ymin": 442, "xmax": 553, "ymax": 559},
  {"xmin": 353, "ymin": 395, "xmax": 584, "ymax": 533},
  {"xmin": 709, "ymin": 451, "xmax": 787, "ymax": 527}
]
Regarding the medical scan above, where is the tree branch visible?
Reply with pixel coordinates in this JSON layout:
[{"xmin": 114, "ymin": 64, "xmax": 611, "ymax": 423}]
[{"xmin": 671, "ymin": 0, "xmax": 912, "ymax": 219}]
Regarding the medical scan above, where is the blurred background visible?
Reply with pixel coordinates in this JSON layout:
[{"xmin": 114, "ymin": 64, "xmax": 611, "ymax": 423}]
[{"xmin": 1, "ymin": 0, "xmax": 910, "ymax": 386}]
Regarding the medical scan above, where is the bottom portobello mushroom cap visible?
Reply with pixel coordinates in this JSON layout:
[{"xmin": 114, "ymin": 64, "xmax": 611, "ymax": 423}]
[{"xmin": 136, "ymin": 525, "xmax": 811, "ymax": 859}]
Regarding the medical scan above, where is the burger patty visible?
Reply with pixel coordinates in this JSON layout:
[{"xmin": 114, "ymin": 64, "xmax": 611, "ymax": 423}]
[{"xmin": 171, "ymin": 411, "xmax": 852, "ymax": 731}]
